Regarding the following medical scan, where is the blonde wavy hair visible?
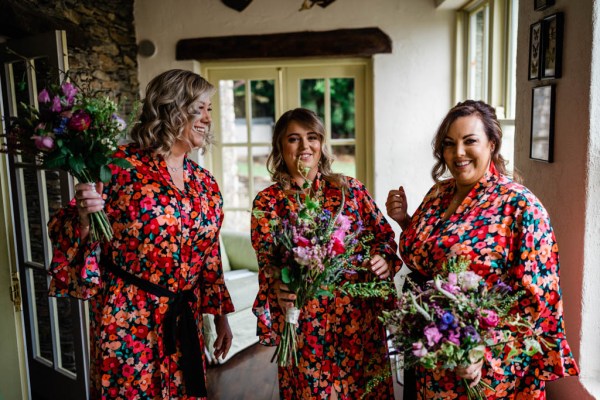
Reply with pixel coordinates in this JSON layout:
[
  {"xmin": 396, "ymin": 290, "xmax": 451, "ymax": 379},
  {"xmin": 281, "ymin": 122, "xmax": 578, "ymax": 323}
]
[
  {"xmin": 267, "ymin": 108, "xmax": 345, "ymax": 188},
  {"xmin": 129, "ymin": 69, "xmax": 215, "ymax": 156}
]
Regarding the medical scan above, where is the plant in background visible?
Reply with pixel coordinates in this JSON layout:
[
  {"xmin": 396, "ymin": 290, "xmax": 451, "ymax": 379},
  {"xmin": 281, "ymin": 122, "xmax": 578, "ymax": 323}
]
[{"xmin": 1, "ymin": 73, "xmax": 131, "ymax": 242}]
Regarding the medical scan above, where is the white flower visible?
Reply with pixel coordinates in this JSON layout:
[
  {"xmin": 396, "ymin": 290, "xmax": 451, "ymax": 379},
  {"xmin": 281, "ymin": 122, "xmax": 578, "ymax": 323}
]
[{"xmin": 458, "ymin": 270, "xmax": 482, "ymax": 291}]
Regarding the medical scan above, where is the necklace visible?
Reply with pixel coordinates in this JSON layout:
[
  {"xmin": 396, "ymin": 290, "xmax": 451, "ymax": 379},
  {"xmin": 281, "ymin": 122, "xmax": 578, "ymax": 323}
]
[{"xmin": 166, "ymin": 164, "xmax": 183, "ymax": 172}]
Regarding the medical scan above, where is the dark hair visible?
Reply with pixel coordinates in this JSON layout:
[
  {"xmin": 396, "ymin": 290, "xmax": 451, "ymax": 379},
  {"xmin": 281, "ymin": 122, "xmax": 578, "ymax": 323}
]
[
  {"xmin": 130, "ymin": 69, "xmax": 215, "ymax": 156},
  {"xmin": 267, "ymin": 108, "xmax": 344, "ymax": 187},
  {"xmin": 431, "ymin": 100, "xmax": 509, "ymax": 182}
]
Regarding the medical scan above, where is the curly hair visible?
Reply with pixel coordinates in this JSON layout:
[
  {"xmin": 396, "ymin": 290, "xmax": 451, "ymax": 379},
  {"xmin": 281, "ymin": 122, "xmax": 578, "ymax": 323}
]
[
  {"xmin": 267, "ymin": 108, "xmax": 345, "ymax": 188},
  {"xmin": 431, "ymin": 100, "xmax": 509, "ymax": 182},
  {"xmin": 129, "ymin": 69, "xmax": 215, "ymax": 156}
]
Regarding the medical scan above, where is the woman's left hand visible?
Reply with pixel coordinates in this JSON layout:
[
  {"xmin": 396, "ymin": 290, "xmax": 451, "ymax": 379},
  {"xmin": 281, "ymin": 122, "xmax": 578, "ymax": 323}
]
[
  {"xmin": 456, "ymin": 359, "xmax": 484, "ymax": 387},
  {"xmin": 213, "ymin": 315, "xmax": 233, "ymax": 360},
  {"xmin": 365, "ymin": 255, "xmax": 391, "ymax": 279}
]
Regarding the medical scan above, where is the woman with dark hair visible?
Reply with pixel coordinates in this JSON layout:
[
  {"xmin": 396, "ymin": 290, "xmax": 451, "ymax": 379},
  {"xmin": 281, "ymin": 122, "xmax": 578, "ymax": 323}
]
[
  {"xmin": 48, "ymin": 69, "xmax": 234, "ymax": 399},
  {"xmin": 251, "ymin": 108, "xmax": 401, "ymax": 399},
  {"xmin": 386, "ymin": 100, "xmax": 579, "ymax": 399}
]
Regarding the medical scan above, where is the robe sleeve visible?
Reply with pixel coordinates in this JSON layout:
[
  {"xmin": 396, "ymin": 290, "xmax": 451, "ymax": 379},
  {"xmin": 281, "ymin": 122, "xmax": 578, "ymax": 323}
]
[
  {"xmin": 350, "ymin": 178, "xmax": 402, "ymax": 275},
  {"xmin": 250, "ymin": 189, "xmax": 284, "ymax": 346},
  {"xmin": 486, "ymin": 196, "xmax": 579, "ymax": 380},
  {"xmin": 199, "ymin": 231, "xmax": 235, "ymax": 315},
  {"xmin": 47, "ymin": 199, "xmax": 103, "ymax": 300}
]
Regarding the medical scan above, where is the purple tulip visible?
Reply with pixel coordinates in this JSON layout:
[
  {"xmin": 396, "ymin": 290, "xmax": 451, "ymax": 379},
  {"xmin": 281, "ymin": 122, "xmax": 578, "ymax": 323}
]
[
  {"xmin": 68, "ymin": 110, "xmax": 91, "ymax": 131},
  {"xmin": 38, "ymin": 89, "xmax": 51, "ymax": 104},
  {"xmin": 61, "ymin": 82, "xmax": 78, "ymax": 105},
  {"xmin": 32, "ymin": 135, "xmax": 55, "ymax": 151},
  {"xmin": 51, "ymin": 96, "xmax": 62, "ymax": 112}
]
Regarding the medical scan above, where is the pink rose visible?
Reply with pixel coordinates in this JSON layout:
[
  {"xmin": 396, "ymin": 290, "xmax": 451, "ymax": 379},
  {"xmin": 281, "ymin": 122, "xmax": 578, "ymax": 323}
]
[
  {"xmin": 412, "ymin": 341, "xmax": 428, "ymax": 358},
  {"xmin": 68, "ymin": 110, "xmax": 91, "ymax": 131},
  {"xmin": 32, "ymin": 135, "xmax": 55, "ymax": 151},
  {"xmin": 38, "ymin": 89, "xmax": 51, "ymax": 103},
  {"xmin": 479, "ymin": 310, "xmax": 499, "ymax": 329}
]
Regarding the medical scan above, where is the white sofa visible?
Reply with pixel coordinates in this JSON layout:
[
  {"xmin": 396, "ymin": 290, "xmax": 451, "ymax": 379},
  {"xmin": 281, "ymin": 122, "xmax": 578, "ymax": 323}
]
[{"xmin": 203, "ymin": 230, "xmax": 260, "ymax": 364}]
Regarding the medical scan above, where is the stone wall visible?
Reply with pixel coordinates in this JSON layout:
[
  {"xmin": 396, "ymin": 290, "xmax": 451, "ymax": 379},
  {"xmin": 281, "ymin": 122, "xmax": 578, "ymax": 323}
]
[{"xmin": 0, "ymin": 0, "xmax": 139, "ymax": 110}]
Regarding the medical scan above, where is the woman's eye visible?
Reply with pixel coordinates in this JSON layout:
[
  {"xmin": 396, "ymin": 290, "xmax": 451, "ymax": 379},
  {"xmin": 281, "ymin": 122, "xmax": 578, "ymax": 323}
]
[{"xmin": 442, "ymin": 141, "xmax": 454, "ymax": 147}]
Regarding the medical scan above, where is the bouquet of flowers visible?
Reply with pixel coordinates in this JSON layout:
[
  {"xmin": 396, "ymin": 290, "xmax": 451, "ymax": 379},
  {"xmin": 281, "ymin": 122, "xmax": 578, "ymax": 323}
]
[
  {"xmin": 1, "ymin": 74, "xmax": 131, "ymax": 242},
  {"xmin": 256, "ymin": 161, "xmax": 384, "ymax": 367},
  {"xmin": 382, "ymin": 257, "xmax": 549, "ymax": 399}
]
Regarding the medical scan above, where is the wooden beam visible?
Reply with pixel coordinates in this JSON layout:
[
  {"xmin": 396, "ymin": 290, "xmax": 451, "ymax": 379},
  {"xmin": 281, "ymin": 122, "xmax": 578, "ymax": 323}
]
[{"xmin": 176, "ymin": 28, "xmax": 391, "ymax": 60}]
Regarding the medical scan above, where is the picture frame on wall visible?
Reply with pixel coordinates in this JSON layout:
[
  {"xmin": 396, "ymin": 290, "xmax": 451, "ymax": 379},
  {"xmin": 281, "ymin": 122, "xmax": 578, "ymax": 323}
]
[
  {"xmin": 541, "ymin": 12, "xmax": 564, "ymax": 79},
  {"xmin": 534, "ymin": 0, "xmax": 555, "ymax": 11},
  {"xmin": 530, "ymin": 85, "xmax": 555, "ymax": 163},
  {"xmin": 529, "ymin": 21, "xmax": 542, "ymax": 80}
]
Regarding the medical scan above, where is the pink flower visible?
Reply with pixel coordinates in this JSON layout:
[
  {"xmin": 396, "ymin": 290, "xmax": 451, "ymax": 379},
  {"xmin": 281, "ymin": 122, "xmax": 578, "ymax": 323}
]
[
  {"xmin": 51, "ymin": 95, "xmax": 62, "ymax": 112},
  {"xmin": 32, "ymin": 135, "xmax": 55, "ymax": 151},
  {"xmin": 331, "ymin": 236, "xmax": 345, "ymax": 255},
  {"xmin": 38, "ymin": 89, "xmax": 51, "ymax": 103},
  {"xmin": 412, "ymin": 341, "xmax": 428, "ymax": 357},
  {"xmin": 335, "ymin": 214, "xmax": 351, "ymax": 232},
  {"xmin": 68, "ymin": 110, "xmax": 91, "ymax": 131},
  {"xmin": 61, "ymin": 82, "xmax": 78, "ymax": 105},
  {"xmin": 458, "ymin": 270, "xmax": 482, "ymax": 291},
  {"xmin": 423, "ymin": 325, "xmax": 443, "ymax": 347},
  {"xmin": 479, "ymin": 310, "xmax": 499, "ymax": 329}
]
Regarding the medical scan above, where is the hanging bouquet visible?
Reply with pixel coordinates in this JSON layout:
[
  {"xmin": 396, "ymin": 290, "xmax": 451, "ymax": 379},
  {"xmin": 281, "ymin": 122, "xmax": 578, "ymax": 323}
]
[
  {"xmin": 255, "ymin": 161, "xmax": 390, "ymax": 367},
  {"xmin": 1, "ymin": 74, "xmax": 131, "ymax": 242},
  {"xmin": 381, "ymin": 257, "xmax": 551, "ymax": 399}
]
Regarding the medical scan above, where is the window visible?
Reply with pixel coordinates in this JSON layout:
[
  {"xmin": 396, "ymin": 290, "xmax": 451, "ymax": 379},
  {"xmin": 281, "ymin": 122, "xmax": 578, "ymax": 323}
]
[
  {"xmin": 456, "ymin": 0, "xmax": 519, "ymax": 172},
  {"xmin": 202, "ymin": 60, "xmax": 371, "ymax": 232}
]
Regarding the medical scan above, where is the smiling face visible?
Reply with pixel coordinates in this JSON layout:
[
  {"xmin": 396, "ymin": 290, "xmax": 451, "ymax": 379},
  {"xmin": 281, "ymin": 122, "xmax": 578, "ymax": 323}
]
[
  {"xmin": 181, "ymin": 95, "xmax": 212, "ymax": 150},
  {"xmin": 442, "ymin": 115, "xmax": 494, "ymax": 191},
  {"xmin": 281, "ymin": 121, "xmax": 322, "ymax": 183}
]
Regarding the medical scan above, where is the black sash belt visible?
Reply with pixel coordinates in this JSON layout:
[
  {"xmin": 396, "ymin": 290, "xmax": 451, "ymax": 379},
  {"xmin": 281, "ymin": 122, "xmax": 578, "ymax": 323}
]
[{"xmin": 106, "ymin": 262, "xmax": 207, "ymax": 397}]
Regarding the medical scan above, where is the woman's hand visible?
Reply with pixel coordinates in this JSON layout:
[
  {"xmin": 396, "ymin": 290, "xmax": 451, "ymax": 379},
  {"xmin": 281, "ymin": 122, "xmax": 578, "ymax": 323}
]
[
  {"xmin": 74, "ymin": 182, "xmax": 104, "ymax": 237},
  {"xmin": 456, "ymin": 359, "xmax": 484, "ymax": 387},
  {"xmin": 273, "ymin": 280, "xmax": 296, "ymax": 311},
  {"xmin": 386, "ymin": 186, "xmax": 410, "ymax": 230},
  {"xmin": 365, "ymin": 255, "xmax": 391, "ymax": 279},
  {"xmin": 213, "ymin": 315, "xmax": 233, "ymax": 360}
]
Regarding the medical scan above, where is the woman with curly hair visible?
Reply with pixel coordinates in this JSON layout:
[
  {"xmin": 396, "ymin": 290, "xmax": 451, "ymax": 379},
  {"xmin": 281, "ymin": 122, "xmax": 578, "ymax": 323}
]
[
  {"xmin": 48, "ymin": 69, "xmax": 234, "ymax": 399},
  {"xmin": 251, "ymin": 108, "xmax": 401, "ymax": 399}
]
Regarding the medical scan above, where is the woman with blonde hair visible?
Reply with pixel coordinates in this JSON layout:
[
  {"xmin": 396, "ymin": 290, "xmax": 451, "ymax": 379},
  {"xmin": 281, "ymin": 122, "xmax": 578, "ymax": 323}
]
[
  {"xmin": 48, "ymin": 69, "xmax": 234, "ymax": 399},
  {"xmin": 252, "ymin": 108, "xmax": 401, "ymax": 399}
]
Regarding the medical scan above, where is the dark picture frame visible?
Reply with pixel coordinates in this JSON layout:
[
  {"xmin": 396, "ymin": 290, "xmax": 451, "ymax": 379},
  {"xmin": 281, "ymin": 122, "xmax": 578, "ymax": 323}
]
[
  {"xmin": 534, "ymin": 0, "xmax": 555, "ymax": 11},
  {"xmin": 528, "ymin": 21, "xmax": 542, "ymax": 80},
  {"xmin": 541, "ymin": 12, "xmax": 564, "ymax": 79},
  {"xmin": 530, "ymin": 85, "xmax": 555, "ymax": 162}
]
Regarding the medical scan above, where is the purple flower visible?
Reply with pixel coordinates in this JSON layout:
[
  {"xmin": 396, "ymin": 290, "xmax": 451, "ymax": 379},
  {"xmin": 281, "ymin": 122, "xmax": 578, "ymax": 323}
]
[
  {"xmin": 439, "ymin": 312, "xmax": 456, "ymax": 330},
  {"xmin": 462, "ymin": 326, "xmax": 481, "ymax": 343},
  {"xmin": 61, "ymin": 82, "xmax": 78, "ymax": 105},
  {"xmin": 68, "ymin": 110, "xmax": 91, "ymax": 131},
  {"xmin": 38, "ymin": 89, "xmax": 51, "ymax": 104},
  {"xmin": 412, "ymin": 341, "xmax": 428, "ymax": 358},
  {"xmin": 423, "ymin": 325, "xmax": 443, "ymax": 347},
  {"xmin": 111, "ymin": 114, "xmax": 127, "ymax": 131},
  {"xmin": 493, "ymin": 279, "xmax": 513, "ymax": 294},
  {"xmin": 32, "ymin": 135, "xmax": 55, "ymax": 151},
  {"xmin": 51, "ymin": 96, "xmax": 62, "ymax": 112},
  {"xmin": 53, "ymin": 117, "xmax": 69, "ymax": 135},
  {"xmin": 446, "ymin": 329, "xmax": 461, "ymax": 345}
]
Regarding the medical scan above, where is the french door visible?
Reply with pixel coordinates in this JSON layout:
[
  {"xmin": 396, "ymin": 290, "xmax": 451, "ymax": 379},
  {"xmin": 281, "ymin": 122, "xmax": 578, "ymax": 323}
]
[
  {"xmin": 0, "ymin": 31, "xmax": 89, "ymax": 400},
  {"xmin": 203, "ymin": 59, "xmax": 372, "ymax": 233}
]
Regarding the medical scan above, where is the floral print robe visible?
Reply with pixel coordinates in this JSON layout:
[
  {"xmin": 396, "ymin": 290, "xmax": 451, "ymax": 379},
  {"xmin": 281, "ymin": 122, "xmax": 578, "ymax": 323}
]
[
  {"xmin": 399, "ymin": 164, "xmax": 579, "ymax": 399},
  {"xmin": 48, "ymin": 144, "xmax": 234, "ymax": 400},
  {"xmin": 251, "ymin": 174, "xmax": 401, "ymax": 400}
]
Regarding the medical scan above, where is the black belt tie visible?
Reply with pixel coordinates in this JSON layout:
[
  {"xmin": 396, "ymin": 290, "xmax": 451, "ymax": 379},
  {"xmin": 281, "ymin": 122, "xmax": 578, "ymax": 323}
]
[{"xmin": 106, "ymin": 262, "xmax": 207, "ymax": 397}]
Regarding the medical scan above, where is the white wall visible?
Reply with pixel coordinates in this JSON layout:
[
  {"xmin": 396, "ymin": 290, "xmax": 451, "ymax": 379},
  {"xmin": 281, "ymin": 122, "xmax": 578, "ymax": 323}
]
[
  {"xmin": 515, "ymin": 0, "xmax": 595, "ymax": 398},
  {"xmin": 133, "ymin": 0, "xmax": 456, "ymax": 223}
]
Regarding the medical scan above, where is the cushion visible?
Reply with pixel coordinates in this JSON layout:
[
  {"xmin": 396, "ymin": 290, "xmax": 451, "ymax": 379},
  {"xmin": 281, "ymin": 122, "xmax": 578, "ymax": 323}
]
[
  {"xmin": 221, "ymin": 230, "xmax": 259, "ymax": 272},
  {"xmin": 219, "ymin": 235, "xmax": 231, "ymax": 272}
]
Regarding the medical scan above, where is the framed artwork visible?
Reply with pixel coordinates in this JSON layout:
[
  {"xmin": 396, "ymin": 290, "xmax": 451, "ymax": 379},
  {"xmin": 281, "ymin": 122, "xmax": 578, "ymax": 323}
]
[
  {"xmin": 529, "ymin": 21, "xmax": 542, "ymax": 80},
  {"xmin": 541, "ymin": 12, "xmax": 564, "ymax": 79},
  {"xmin": 530, "ymin": 85, "xmax": 555, "ymax": 163},
  {"xmin": 534, "ymin": 0, "xmax": 555, "ymax": 11}
]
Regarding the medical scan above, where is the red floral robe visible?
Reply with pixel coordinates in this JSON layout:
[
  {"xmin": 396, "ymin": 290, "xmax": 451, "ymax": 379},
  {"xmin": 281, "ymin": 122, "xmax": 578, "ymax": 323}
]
[
  {"xmin": 48, "ymin": 144, "xmax": 234, "ymax": 400},
  {"xmin": 399, "ymin": 165, "xmax": 579, "ymax": 399},
  {"xmin": 251, "ymin": 174, "xmax": 401, "ymax": 400}
]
